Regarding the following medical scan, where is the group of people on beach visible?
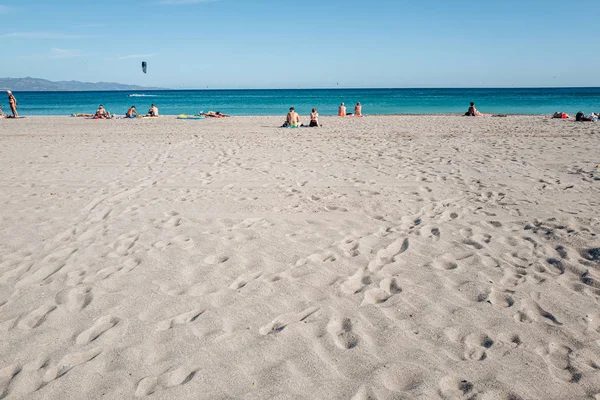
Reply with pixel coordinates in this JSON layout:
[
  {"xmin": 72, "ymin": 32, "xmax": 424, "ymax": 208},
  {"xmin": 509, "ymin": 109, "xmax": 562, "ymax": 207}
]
[
  {"xmin": 0, "ymin": 91, "xmax": 18, "ymax": 118},
  {"xmin": 2, "ymin": 90, "xmax": 597, "ymax": 122},
  {"xmin": 70, "ymin": 104, "xmax": 159, "ymax": 119},
  {"xmin": 282, "ymin": 102, "xmax": 363, "ymax": 128}
]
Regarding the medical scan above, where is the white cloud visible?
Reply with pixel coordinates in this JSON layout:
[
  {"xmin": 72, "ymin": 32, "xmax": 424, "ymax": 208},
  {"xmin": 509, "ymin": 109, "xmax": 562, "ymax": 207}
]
[
  {"xmin": 117, "ymin": 53, "xmax": 157, "ymax": 60},
  {"xmin": 159, "ymin": 0, "xmax": 220, "ymax": 4},
  {"xmin": 0, "ymin": 32, "xmax": 85, "ymax": 39},
  {"xmin": 49, "ymin": 48, "xmax": 80, "ymax": 58},
  {"xmin": 18, "ymin": 48, "xmax": 81, "ymax": 60}
]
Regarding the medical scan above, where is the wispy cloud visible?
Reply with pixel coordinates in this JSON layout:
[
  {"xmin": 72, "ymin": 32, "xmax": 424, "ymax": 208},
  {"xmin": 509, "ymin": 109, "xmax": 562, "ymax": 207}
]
[
  {"xmin": 19, "ymin": 48, "xmax": 81, "ymax": 60},
  {"xmin": 49, "ymin": 48, "xmax": 81, "ymax": 58},
  {"xmin": 0, "ymin": 5, "xmax": 10, "ymax": 14},
  {"xmin": 159, "ymin": 0, "xmax": 220, "ymax": 4},
  {"xmin": 0, "ymin": 32, "xmax": 85, "ymax": 39},
  {"xmin": 117, "ymin": 53, "xmax": 157, "ymax": 60}
]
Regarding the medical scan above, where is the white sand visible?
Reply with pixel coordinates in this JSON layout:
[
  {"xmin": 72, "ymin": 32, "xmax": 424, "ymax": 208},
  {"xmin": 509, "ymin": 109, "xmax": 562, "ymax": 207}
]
[{"xmin": 1, "ymin": 115, "xmax": 599, "ymax": 399}]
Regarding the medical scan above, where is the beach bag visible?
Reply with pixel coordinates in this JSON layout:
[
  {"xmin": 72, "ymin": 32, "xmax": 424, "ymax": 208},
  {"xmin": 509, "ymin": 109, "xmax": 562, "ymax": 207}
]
[{"xmin": 576, "ymin": 112, "xmax": 584, "ymax": 122}]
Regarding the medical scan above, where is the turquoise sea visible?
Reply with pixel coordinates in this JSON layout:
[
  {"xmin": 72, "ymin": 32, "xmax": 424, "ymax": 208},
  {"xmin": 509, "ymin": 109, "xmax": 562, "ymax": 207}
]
[{"xmin": 5, "ymin": 88, "xmax": 600, "ymax": 116}]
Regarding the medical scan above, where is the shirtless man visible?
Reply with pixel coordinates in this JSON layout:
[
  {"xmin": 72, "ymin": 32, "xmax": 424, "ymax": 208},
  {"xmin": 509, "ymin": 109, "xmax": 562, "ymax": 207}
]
[
  {"xmin": 94, "ymin": 104, "xmax": 111, "ymax": 119},
  {"xmin": 7, "ymin": 91, "xmax": 18, "ymax": 118},
  {"xmin": 146, "ymin": 104, "xmax": 159, "ymax": 117},
  {"xmin": 286, "ymin": 107, "xmax": 301, "ymax": 127},
  {"xmin": 126, "ymin": 106, "xmax": 138, "ymax": 118},
  {"xmin": 338, "ymin": 102, "xmax": 346, "ymax": 117},
  {"xmin": 354, "ymin": 102, "xmax": 362, "ymax": 117}
]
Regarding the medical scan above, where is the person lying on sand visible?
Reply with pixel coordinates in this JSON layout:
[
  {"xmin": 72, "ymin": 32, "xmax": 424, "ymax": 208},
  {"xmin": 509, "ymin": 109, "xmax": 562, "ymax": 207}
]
[
  {"xmin": 94, "ymin": 105, "xmax": 111, "ymax": 119},
  {"xmin": 146, "ymin": 104, "xmax": 159, "ymax": 117},
  {"xmin": 309, "ymin": 108, "xmax": 322, "ymax": 127},
  {"xmin": 282, "ymin": 107, "xmax": 302, "ymax": 127},
  {"xmin": 126, "ymin": 106, "xmax": 138, "ymax": 118},
  {"xmin": 200, "ymin": 111, "xmax": 230, "ymax": 118},
  {"xmin": 355, "ymin": 102, "xmax": 363, "ymax": 117}
]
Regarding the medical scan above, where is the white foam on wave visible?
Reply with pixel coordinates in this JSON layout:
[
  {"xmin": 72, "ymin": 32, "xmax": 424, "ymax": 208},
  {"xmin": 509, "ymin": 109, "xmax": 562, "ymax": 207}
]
[{"xmin": 128, "ymin": 94, "xmax": 156, "ymax": 97}]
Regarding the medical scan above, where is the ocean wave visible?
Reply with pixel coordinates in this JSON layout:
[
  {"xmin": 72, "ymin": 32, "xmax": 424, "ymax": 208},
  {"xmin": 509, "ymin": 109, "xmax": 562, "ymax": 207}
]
[{"xmin": 127, "ymin": 94, "xmax": 156, "ymax": 97}]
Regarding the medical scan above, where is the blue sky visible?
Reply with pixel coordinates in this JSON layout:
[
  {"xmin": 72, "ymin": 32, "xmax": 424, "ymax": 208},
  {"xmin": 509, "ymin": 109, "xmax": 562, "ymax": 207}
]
[{"xmin": 1, "ymin": 0, "xmax": 599, "ymax": 88}]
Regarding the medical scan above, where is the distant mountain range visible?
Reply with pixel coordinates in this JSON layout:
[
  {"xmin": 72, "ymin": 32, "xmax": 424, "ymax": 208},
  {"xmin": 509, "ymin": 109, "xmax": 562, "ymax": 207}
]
[{"xmin": 0, "ymin": 77, "xmax": 165, "ymax": 91}]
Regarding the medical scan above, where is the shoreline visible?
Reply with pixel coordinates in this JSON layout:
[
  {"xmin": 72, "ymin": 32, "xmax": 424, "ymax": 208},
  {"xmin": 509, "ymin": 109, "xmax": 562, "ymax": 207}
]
[{"xmin": 3, "ymin": 113, "xmax": 560, "ymax": 118}]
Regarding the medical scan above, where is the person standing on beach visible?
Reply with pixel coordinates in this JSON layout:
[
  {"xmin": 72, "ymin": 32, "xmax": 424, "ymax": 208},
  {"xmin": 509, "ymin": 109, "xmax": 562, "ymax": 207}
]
[
  {"xmin": 338, "ymin": 102, "xmax": 346, "ymax": 116},
  {"xmin": 7, "ymin": 91, "xmax": 18, "ymax": 118},
  {"xmin": 355, "ymin": 102, "xmax": 362, "ymax": 117}
]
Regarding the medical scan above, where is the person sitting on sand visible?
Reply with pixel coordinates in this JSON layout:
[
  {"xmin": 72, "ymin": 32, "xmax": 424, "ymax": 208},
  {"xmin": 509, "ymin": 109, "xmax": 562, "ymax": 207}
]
[
  {"xmin": 354, "ymin": 102, "xmax": 362, "ymax": 117},
  {"xmin": 7, "ymin": 91, "xmax": 18, "ymax": 118},
  {"xmin": 94, "ymin": 104, "xmax": 111, "ymax": 119},
  {"xmin": 465, "ymin": 102, "xmax": 484, "ymax": 117},
  {"xmin": 309, "ymin": 108, "xmax": 322, "ymax": 127},
  {"xmin": 338, "ymin": 102, "xmax": 346, "ymax": 117},
  {"xmin": 0, "ymin": 104, "xmax": 5, "ymax": 118},
  {"xmin": 282, "ymin": 107, "xmax": 301, "ymax": 127},
  {"xmin": 126, "ymin": 106, "xmax": 138, "ymax": 118},
  {"xmin": 146, "ymin": 104, "xmax": 159, "ymax": 117}
]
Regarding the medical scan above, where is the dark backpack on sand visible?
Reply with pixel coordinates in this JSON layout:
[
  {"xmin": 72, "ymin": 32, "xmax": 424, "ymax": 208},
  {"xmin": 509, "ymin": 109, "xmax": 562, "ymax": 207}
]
[{"xmin": 576, "ymin": 112, "xmax": 584, "ymax": 121}]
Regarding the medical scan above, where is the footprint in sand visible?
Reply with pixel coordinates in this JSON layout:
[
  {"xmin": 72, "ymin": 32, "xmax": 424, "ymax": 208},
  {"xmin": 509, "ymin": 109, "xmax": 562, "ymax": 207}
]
[
  {"xmin": 362, "ymin": 278, "xmax": 402, "ymax": 305},
  {"xmin": 537, "ymin": 342, "xmax": 581, "ymax": 383},
  {"xmin": 463, "ymin": 333, "xmax": 494, "ymax": 361},
  {"xmin": 18, "ymin": 303, "xmax": 57, "ymax": 330},
  {"xmin": 75, "ymin": 315, "xmax": 119, "ymax": 344},
  {"xmin": 204, "ymin": 254, "xmax": 229, "ymax": 265},
  {"xmin": 229, "ymin": 271, "xmax": 263, "ymax": 290},
  {"xmin": 327, "ymin": 317, "xmax": 360, "ymax": 349},
  {"xmin": 438, "ymin": 376, "xmax": 474, "ymax": 399},
  {"xmin": 515, "ymin": 298, "xmax": 561, "ymax": 326},
  {"xmin": 369, "ymin": 238, "xmax": 409, "ymax": 272},
  {"xmin": 488, "ymin": 288, "xmax": 514, "ymax": 308},
  {"xmin": 0, "ymin": 364, "xmax": 22, "ymax": 399},
  {"xmin": 340, "ymin": 267, "xmax": 371, "ymax": 295},
  {"xmin": 135, "ymin": 365, "xmax": 197, "ymax": 397},
  {"xmin": 157, "ymin": 309, "xmax": 204, "ymax": 331},
  {"xmin": 43, "ymin": 348, "xmax": 102, "ymax": 384},
  {"xmin": 372, "ymin": 362, "xmax": 426, "ymax": 393},
  {"xmin": 55, "ymin": 286, "xmax": 93, "ymax": 311},
  {"xmin": 259, "ymin": 307, "xmax": 319, "ymax": 335}
]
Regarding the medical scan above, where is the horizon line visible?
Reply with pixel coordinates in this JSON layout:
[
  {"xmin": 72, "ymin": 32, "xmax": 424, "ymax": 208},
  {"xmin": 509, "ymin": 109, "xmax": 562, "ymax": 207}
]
[{"xmin": 4, "ymin": 86, "xmax": 600, "ymax": 93}]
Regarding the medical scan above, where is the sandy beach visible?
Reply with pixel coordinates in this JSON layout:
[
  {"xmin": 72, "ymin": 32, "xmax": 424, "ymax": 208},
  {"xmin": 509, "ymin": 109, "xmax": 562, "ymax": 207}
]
[{"xmin": 0, "ymin": 115, "xmax": 599, "ymax": 399}]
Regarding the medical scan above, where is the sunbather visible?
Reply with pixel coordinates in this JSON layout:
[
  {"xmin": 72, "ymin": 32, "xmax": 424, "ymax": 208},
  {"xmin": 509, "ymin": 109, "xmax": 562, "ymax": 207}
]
[
  {"xmin": 282, "ymin": 107, "xmax": 302, "ymax": 127},
  {"xmin": 94, "ymin": 105, "xmax": 111, "ymax": 119},
  {"xmin": 146, "ymin": 104, "xmax": 159, "ymax": 117},
  {"xmin": 309, "ymin": 108, "xmax": 321, "ymax": 127},
  {"xmin": 354, "ymin": 102, "xmax": 362, "ymax": 117},
  {"xmin": 126, "ymin": 106, "xmax": 138, "ymax": 118},
  {"xmin": 200, "ymin": 111, "xmax": 230, "ymax": 118}
]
